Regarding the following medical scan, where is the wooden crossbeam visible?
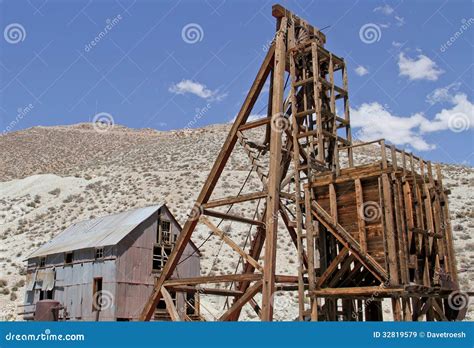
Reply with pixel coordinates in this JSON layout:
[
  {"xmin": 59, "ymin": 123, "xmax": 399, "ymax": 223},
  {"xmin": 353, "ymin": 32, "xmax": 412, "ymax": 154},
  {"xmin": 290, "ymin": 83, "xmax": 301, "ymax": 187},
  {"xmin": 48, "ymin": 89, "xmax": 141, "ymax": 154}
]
[
  {"xmin": 309, "ymin": 286, "xmax": 404, "ymax": 298},
  {"xmin": 162, "ymin": 287, "xmax": 181, "ymax": 321},
  {"xmin": 238, "ymin": 117, "xmax": 271, "ymax": 131},
  {"xmin": 166, "ymin": 286, "xmax": 244, "ymax": 297},
  {"xmin": 328, "ymin": 254, "xmax": 355, "ymax": 288},
  {"xmin": 203, "ymin": 209, "xmax": 264, "ymax": 227},
  {"xmin": 310, "ymin": 201, "xmax": 389, "ymax": 282},
  {"xmin": 164, "ymin": 274, "xmax": 262, "ymax": 287},
  {"xmin": 220, "ymin": 281, "xmax": 263, "ymax": 321},
  {"xmin": 200, "ymin": 216, "xmax": 263, "ymax": 272},
  {"xmin": 203, "ymin": 191, "xmax": 267, "ymax": 209},
  {"xmin": 315, "ymin": 247, "xmax": 348, "ymax": 288}
]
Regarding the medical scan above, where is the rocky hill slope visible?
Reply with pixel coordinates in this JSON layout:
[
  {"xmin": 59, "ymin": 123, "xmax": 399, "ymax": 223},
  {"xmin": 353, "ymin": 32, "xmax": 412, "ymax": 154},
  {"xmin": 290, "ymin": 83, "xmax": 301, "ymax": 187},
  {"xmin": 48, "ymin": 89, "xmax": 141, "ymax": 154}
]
[{"xmin": 0, "ymin": 123, "xmax": 472, "ymax": 321}]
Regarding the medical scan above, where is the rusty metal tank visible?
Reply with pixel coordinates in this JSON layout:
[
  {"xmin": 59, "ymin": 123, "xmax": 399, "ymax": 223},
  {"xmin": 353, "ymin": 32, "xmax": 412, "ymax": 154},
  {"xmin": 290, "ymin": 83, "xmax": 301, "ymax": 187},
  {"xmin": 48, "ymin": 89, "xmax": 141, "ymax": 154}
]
[{"xmin": 34, "ymin": 300, "xmax": 60, "ymax": 321}]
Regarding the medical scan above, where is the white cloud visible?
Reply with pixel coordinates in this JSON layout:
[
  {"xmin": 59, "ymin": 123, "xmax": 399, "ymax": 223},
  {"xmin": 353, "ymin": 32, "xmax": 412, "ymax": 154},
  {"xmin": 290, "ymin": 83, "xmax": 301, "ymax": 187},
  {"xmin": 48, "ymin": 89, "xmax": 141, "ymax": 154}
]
[
  {"xmin": 351, "ymin": 103, "xmax": 435, "ymax": 151},
  {"xmin": 351, "ymin": 93, "xmax": 474, "ymax": 151},
  {"xmin": 169, "ymin": 79, "xmax": 227, "ymax": 101},
  {"xmin": 420, "ymin": 93, "xmax": 474, "ymax": 133},
  {"xmin": 398, "ymin": 53, "xmax": 444, "ymax": 81},
  {"xmin": 374, "ymin": 4, "xmax": 394, "ymax": 15},
  {"xmin": 426, "ymin": 82, "xmax": 461, "ymax": 105},
  {"xmin": 355, "ymin": 65, "xmax": 369, "ymax": 76}
]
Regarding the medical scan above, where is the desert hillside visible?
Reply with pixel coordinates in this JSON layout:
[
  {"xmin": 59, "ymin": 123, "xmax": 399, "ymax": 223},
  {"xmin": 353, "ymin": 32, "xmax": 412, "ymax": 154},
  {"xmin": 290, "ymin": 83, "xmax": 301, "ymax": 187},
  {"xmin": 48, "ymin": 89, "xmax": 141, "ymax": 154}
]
[{"xmin": 0, "ymin": 123, "xmax": 472, "ymax": 321}]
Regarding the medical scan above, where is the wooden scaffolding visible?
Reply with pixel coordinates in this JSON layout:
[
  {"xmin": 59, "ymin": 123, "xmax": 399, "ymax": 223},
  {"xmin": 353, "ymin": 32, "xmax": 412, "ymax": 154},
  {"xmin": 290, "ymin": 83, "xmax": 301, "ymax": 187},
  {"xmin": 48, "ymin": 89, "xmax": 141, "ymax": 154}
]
[{"xmin": 140, "ymin": 4, "xmax": 463, "ymax": 321}]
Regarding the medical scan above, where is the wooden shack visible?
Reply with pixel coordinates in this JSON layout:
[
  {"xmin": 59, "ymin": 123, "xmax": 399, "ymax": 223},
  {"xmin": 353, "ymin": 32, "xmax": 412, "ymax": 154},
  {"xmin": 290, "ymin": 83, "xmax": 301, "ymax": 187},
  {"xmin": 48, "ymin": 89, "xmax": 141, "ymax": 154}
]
[{"xmin": 23, "ymin": 204, "xmax": 201, "ymax": 321}]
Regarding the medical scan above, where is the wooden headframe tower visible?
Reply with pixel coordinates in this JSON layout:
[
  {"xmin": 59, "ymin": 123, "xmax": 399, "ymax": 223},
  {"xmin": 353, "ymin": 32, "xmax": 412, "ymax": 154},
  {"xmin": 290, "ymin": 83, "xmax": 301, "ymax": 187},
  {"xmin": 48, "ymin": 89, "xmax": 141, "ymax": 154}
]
[{"xmin": 141, "ymin": 4, "xmax": 463, "ymax": 322}]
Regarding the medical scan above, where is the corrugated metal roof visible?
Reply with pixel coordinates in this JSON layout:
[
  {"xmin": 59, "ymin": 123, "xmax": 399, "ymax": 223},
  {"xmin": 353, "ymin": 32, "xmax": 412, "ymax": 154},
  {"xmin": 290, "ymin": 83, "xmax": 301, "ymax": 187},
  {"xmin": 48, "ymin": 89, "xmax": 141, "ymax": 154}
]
[{"xmin": 28, "ymin": 204, "xmax": 163, "ymax": 258}]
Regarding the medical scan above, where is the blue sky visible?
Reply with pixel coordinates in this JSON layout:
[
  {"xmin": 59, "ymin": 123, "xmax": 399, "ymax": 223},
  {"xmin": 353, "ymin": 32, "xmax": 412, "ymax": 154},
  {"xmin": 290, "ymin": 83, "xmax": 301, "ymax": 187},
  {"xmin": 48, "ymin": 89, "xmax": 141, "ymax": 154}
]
[{"xmin": 0, "ymin": 0, "xmax": 473, "ymax": 164}]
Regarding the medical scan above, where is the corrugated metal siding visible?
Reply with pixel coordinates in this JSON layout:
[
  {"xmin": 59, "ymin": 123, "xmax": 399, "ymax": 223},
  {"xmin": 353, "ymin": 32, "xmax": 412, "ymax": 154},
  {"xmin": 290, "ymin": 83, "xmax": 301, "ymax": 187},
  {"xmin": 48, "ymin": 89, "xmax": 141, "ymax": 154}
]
[
  {"xmin": 53, "ymin": 255, "xmax": 117, "ymax": 320},
  {"xmin": 115, "ymin": 208, "xmax": 200, "ymax": 320}
]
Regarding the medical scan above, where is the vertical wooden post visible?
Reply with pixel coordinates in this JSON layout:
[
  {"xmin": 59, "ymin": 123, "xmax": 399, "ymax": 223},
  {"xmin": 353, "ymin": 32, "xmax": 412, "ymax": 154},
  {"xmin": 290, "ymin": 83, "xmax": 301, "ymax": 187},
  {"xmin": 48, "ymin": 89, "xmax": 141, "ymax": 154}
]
[
  {"xmin": 288, "ymin": 19, "xmax": 305, "ymax": 321},
  {"xmin": 392, "ymin": 297, "xmax": 402, "ymax": 321},
  {"xmin": 329, "ymin": 53, "xmax": 339, "ymax": 175},
  {"xmin": 381, "ymin": 174, "xmax": 399, "ymax": 284},
  {"xmin": 262, "ymin": 16, "xmax": 287, "ymax": 321},
  {"xmin": 390, "ymin": 145, "xmax": 398, "ymax": 171},
  {"xmin": 311, "ymin": 42, "xmax": 324, "ymax": 163},
  {"xmin": 380, "ymin": 140, "xmax": 387, "ymax": 169},
  {"xmin": 401, "ymin": 150, "xmax": 407, "ymax": 175},
  {"xmin": 342, "ymin": 61, "xmax": 354, "ymax": 166},
  {"xmin": 305, "ymin": 187, "xmax": 318, "ymax": 321},
  {"xmin": 354, "ymin": 179, "xmax": 367, "ymax": 252}
]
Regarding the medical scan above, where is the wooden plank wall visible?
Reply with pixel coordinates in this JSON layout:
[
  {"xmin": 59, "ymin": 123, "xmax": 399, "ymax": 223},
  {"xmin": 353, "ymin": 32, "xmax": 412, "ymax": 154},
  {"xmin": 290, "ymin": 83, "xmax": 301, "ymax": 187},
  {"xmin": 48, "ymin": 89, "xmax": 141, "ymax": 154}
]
[{"xmin": 312, "ymin": 165, "xmax": 458, "ymax": 290}]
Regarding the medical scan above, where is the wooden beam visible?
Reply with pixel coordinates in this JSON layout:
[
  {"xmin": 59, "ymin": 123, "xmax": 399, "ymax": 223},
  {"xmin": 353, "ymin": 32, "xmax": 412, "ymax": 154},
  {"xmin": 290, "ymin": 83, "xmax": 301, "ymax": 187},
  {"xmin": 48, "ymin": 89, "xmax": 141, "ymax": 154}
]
[
  {"xmin": 311, "ymin": 201, "xmax": 389, "ymax": 282},
  {"xmin": 309, "ymin": 286, "xmax": 405, "ymax": 298},
  {"xmin": 162, "ymin": 287, "xmax": 181, "ymax": 321},
  {"xmin": 238, "ymin": 117, "xmax": 271, "ymax": 131},
  {"xmin": 220, "ymin": 281, "xmax": 263, "ymax": 321},
  {"xmin": 315, "ymin": 247, "xmax": 349, "ymax": 288},
  {"xmin": 381, "ymin": 173, "xmax": 400, "ymax": 285},
  {"xmin": 203, "ymin": 191, "xmax": 267, "ymax": 209},
  {"xmin": 271, "ymin": 4, "xmax": 326, "ymax": 44},
  {"xmin": 354, "ymin": 179, "xmax": 367, "ymax": 252},
  {"xmin": 328, "ymin": 254, "xmax": 355, "ymax": 288},
  {"xmin": 305, "ymin": 188, "xmax": 318, "ymax": 321},
  {"xmin": 262, "ymin": 16, "xmax": 287, "ymax": 322},
  {"xmin": 164, "ymin": 274, "xmax": 262, "ymax": 287},
  {"xmin": 279, "ymin": 202, "xmax": 309, "ymax": 268},
  {"xmin": 166, "ymin": 285, "xmax": 243, "ymax": 297},
  {"xmin": 203, "ymin": 209, "xmax": 264, "ymax": 226},
  {"xmin": 200, "ymin": 216, "xmax": 263, "ymax": 272}
]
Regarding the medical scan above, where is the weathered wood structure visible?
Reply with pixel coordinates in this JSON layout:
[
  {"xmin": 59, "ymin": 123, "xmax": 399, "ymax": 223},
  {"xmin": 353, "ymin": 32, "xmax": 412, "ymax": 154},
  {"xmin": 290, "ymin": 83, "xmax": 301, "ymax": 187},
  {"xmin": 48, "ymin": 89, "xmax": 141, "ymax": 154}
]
[
  {"xmin": 140, "ymin": 4, "xmax": 462, "ymax": 321},
  {"xmin": 23, "ymin": 205, "xmax": 201, "ymax": 321}
]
